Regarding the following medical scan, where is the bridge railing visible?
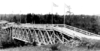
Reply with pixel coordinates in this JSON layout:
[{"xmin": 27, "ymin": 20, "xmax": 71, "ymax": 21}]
[
  {"xmin": 48, "ymin": 24, "xmax": 99, "ymax": 37},
  {"xmin": 64, "ymin": 24, "xmax": 100, "ymax": 37}
]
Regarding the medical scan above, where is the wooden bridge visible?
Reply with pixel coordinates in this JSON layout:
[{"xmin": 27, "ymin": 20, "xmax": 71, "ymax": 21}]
[{"xmin": 0, "ymin": 21, "xmax": 100, "ymax": 46}]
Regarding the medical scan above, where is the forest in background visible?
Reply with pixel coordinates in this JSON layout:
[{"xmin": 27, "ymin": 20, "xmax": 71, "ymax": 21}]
[{"xmin": 0, "ymin": 13, "xmax": 100, "ymax": 35}]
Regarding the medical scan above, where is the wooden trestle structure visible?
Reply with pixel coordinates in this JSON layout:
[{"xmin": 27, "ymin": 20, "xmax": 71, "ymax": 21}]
[{"xmin": 0, "ymin": 21, "xmax": 100, "ymax": 46}]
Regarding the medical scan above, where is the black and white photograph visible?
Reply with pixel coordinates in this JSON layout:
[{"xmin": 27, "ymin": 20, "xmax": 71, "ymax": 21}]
[{"xmin": 0, "ymin": 0, "xmax": 100, "ymax": 51}]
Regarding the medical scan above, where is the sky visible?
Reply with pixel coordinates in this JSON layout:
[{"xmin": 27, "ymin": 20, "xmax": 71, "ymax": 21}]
[{"xmin": 0, "ymin": 0, "xmax": 100, "ymax": 15}]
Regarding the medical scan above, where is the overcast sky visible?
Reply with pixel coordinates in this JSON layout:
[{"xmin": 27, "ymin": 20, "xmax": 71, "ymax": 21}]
[{"xmin": 0, "ymin": 0, "xmax": 100, "ymax": 15}]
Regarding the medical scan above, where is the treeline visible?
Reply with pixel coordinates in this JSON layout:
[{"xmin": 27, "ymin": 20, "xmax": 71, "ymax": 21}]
[{"xmin": 0, "ymin": 13, "xmax": 100, "ymax": 35}]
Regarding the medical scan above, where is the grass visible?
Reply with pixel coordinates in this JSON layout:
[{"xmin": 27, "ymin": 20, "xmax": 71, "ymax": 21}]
[
  {"xmin": 0, "ymin": 38, "xmax": 100, "ymax": 51},
  {"xmin": 0, "ymin": 29, "xmax": 11, "ymax": 48},
  {"xmin": 1, "ymin": 43, "xmax": 100, "ymax": 51},
  {"xmin": 1, "ymin": 36, "xmax": 100, "ymax": 51}
]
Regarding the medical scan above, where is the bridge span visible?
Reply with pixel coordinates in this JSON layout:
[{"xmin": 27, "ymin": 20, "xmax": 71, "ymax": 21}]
[{"xmin": 0, "ymin": 21, "xmax": 100, "ymax": 46}]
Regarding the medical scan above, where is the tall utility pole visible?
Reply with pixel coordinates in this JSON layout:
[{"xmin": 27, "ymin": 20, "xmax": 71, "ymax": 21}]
[
  {"xmin": 64, "ymin": 4, "xmax": 71, "ymax": 27},
  {"xmin": 64, "ymin": 4, "xmax": 65, "ymax": 27},
  {"xmin": 51, "ymin": 2, "xmax": 58, "ymax": 24},
  {"xmin": 19, "ymin": 10, "xmax": 22, "ymax": 23},
  {"xmin": 51, "ymin": 3, "xmax": 53, "ymax": 24},
  {"xmin": 25, "ymin": 16, "xmax": 27, "ymax": 23}
]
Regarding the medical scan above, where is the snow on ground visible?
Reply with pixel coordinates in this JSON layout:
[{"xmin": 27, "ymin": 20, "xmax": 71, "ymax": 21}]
[{"xmin": 53, "ymin": 27, "xmax": 100, "ymax": 40}]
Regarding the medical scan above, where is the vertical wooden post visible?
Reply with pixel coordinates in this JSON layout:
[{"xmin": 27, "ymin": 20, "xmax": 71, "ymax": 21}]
[
  {"xmin": 28, "ymin": 28, "xmax": 33, "ymax": 43},
  {"xmin": 38, "ymin": 29, "xmax": 45, "ymax": 45},
  {"xmin": 10, "ymin": 27, "xmax": 12, "ymax": 41}
]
